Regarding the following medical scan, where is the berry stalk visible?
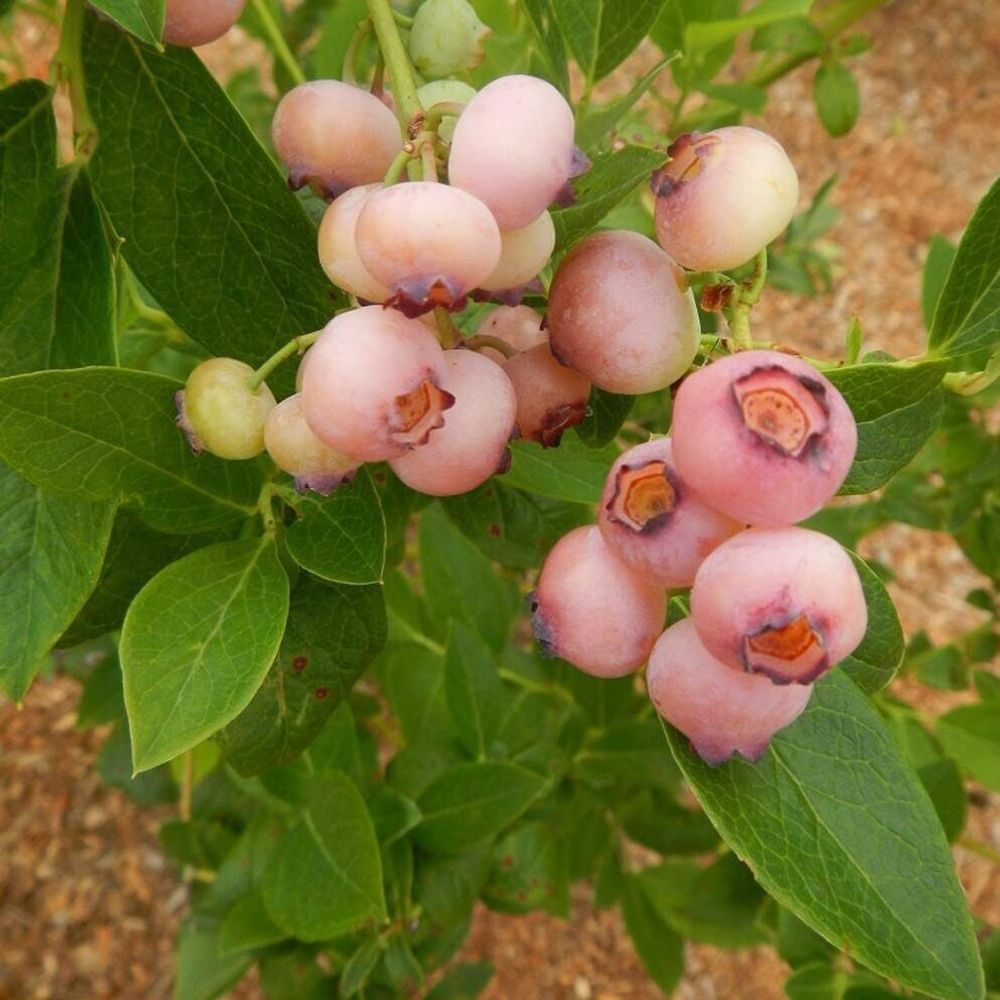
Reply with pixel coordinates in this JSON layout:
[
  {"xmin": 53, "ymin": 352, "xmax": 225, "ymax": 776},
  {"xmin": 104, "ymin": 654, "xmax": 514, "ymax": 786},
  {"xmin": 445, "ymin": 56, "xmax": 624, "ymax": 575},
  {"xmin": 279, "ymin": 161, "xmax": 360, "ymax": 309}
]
[
  {"xmin": 366, "ymin": 0, "xmax": 423, "ymax": 133},
  {"xmin": 247, "ymin": 331, "xmax": 321, "ymax": 391},
  {"xmin": 53, "ymin": 0, "xmax": 97, "ymax": 158}
]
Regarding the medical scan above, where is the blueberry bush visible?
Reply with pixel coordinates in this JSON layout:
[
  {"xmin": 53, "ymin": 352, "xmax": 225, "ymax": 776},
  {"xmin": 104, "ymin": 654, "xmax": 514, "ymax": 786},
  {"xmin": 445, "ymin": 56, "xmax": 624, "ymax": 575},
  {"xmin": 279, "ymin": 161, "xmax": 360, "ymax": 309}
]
[{"xmin": 2, "ymin": 0, "xmax": 999, "ymax": 998}]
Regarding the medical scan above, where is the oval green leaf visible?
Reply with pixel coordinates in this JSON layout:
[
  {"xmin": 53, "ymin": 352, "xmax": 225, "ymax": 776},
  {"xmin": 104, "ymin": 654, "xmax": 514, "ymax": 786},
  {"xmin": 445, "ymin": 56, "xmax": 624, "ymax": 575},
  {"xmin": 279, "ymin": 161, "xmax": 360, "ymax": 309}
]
[{"xmin": 121, "ymin": 536, "xmax": 289, "ymax": 771}]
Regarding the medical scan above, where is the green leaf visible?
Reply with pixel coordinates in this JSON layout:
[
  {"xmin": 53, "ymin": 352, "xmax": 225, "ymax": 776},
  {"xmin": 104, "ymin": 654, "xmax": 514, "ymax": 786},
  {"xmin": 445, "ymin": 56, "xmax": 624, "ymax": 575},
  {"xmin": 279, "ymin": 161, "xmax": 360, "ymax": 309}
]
[
  {"xmin": 76, "ymin": 654, "xmax": 126, "ymax": 727},
  {"xmin": 575, "ymin": 386, "xmax": 635, "ymax": 448},
  {"xmin": 519, "ymin": 0, "xmax": 571, "ymax": 94},
  {"xmin": 827, "ymin": 360, "xmax": 947, "ymax": 494},
  {"xmin": 173, "ymin": 920, "xmax": 252, "ymax": 1000},
  {"xmin": 414, "ymin": 761, "xmax": 549, "ymax": 854},
  {"xmin": 553, "ymin": 0, "xmax": 666, "ymax": 82},
  {"xmin": 684, "ymin": 0, "xmax": 812, "ymax": 51},
  {"xmin": 785, "ymin": 964, "xmax": 848, "ymax": 1000},
  {"xmin": 444, "ymin": 620, "xmax": 504, "ymax": 757},
  {"xmin": 0, "ymin": 465, "xmax": 116, "ymax": 700},
  {"xmin": 620, "ymin": 791, "xmax": 720, "ymax": 856},
  {"xmin": 89, "ymin": 0, "xmax": 165, "ymax": 46},
  {"xmin": 83, "ymin": 16, "xmax": 335, "ymax": 385},
  {"xmin": 839, "ymin": 553, "xmax": 904, "ymax": 693},
  {"xmin": 217, "ymin": 578, "xmax": 386, "ymax": 775},
  {"xmin": 937, "ymin": 705, "xmax": 1000, "ymax": 793},
  {"xmin": 285, "ymin": 468, "xmax": 386, "ymax": 584},
  {"xmin": 340, "ymin": 938, "xmax": 382, "ymax": 997},
  {"xmin": 551, "ymin": 144, "xmax": 665, "ymax": 251},
  {"xmin": 425, "ymin": 962, "xmax": 494, "ymax": 1000},
  {"xmin": 218, "ymin": 892, "xmax": 287, "ymax": 956},
  {"xmin": 121, "ymin": 536, "xmax": 289, "ymax": 771},
  {"xmin": 575, "ymin": 56, "xmax": 675, "ymax": 150},
  {"xmin": 917, "ymin": 757, "xmax": 968, "ymax": 843},
  {"xmin": 668, "ymin": 672, "xmax": 984, "ymax": 1000},
  {"xmin": 61, "ymin": 511, "xmax": 224, "ymax": 647},
  {"xmin": 97, "ymin": 724, "xmax": 178, "ymax": 806},
  {"xmin": 419, "ymin": 504, "xmax": 518, "ymax": 652},
  {"xmin": 929, "ymin": 174, "xmax": 1000, "ymax": 360},
  {"xmin": 0, "ymin": 368, "xmax": 262, "ymax": 533},
  {"xmin": 442, "ymin": 481, "xmax": 588, "ymax": 570},
  {"xmin": 621, "ymin": 878, "xmax": 685, "ymax": 993},
  {"xmin": 0, "ymin": 82, "xmax": 116, "ymax": 375},
  {"xmin": 638, "ymin": 854, "xmax": 768, "ymax": 948},
  {"xmin": 483, "ymin": 822, "xmax": 569, "ymax": 916},
  {"xmin": 575, "ymin": 718, "xmax": 681, "ymax": 791},
  {"xmin": 504, "ymin": 436, "xmax": 617, "ymax": 505},
  {"xmin": 261, "ymin": 771, "xmax": 387, "ymax": 940},
  {"xmin": 921, "ymin": 235, "xmax": 958, "ymax": 331},
  {"xmin": 382, "ymin": 643, "xmax": 457, "ymax": 747},
  {"xmin": 814, "ymin": 62, "xmax": 860, "ymax": 137}
]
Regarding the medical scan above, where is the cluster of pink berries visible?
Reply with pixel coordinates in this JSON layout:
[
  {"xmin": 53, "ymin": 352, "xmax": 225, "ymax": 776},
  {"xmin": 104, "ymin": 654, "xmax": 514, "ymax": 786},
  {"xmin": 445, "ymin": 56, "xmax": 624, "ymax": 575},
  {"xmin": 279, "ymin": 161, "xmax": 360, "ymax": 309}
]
[
  {"xmin": 169, "ymin": 15, "xmax": 866, "ymax": 767},
  {"xmin": 532, "ymin": 349, "xmax": 865, "ymax": 765}
]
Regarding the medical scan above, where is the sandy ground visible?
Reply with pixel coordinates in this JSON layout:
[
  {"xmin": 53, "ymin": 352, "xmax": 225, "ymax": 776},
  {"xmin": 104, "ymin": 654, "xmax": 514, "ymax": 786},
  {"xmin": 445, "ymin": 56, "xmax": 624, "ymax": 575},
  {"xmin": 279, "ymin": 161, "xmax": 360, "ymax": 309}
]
[{"xmin": 2, "ymin": 0, "xmax": 999, "ymax": 997}]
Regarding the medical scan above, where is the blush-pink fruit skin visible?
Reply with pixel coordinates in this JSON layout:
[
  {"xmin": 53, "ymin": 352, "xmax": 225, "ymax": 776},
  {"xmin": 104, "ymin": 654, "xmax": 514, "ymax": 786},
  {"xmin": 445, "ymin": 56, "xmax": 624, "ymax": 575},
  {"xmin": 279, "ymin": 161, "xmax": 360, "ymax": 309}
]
[
  {"xmin": 271, "ymin": 81, "xmax": 400, "ymax": 198},
  {"xmin": 547, "ymin": 230, "xmax": 700, "ymax": 395},
  {"xmin": 317, "ymin": 184, "xmax": 390, "ymax": 303},
  {"xmin": 477, "ymin": 305, "xmax": 547, "ymax": 353},
  {"xmin": 264, "ymin": 394, "xmax": 360, "ymax": 495},
  {"xmin": 647, "ymin": 619, "xmax": 813, "ymax": 765},
  {"xmin": 598, "ymin": 438, "xmax": 743, "ymax": 588},
  {"xmin": 671, "ymin": 349, "xmax": 857, "ymax": 526},
  {"xmin": 531, "ymin": 526, "xmax": 666, "ymax": 678},
  {"xmin": 503, "ymin": 343, "xmax": 591, "ymax": 447},
  {"xmin": 355, "ymin": 182, "xmax": 502, "ymax": 315},
  {"xmin": 480, "ymin": 212, "xmax": 555, "ymax": 293},
  {"xmin": 690, "ymin": 526, "xmax": 867, "ymax": 685},
  {"xmin": 653, "ymin": 126, "xmax": 799, "ymax": 271},
  {"xmin": 300, "ymin": 306, "xmax": 452, "ymax": 462},
  {"xmin": 448, "ymin": 75, "xmax": 578, "ymax": 230},
  {"xmin": 163, "ymin": 0, "xmax": 245, "ymax": 46},
  {"xmin": 390, "ymin": 349, "xmax": 516, "ymax": 496}
]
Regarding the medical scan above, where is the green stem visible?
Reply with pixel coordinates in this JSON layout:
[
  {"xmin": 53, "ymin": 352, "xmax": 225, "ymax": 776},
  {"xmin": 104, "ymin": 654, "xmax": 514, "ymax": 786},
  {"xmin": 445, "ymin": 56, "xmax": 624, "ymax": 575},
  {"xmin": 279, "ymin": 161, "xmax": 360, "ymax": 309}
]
[
  {"xmin": 383, "ymin": 147, "xmax": 413, "ymax": 185},
  {"xmin": 366, "ymin": 0, "xmax": 422, "ymax": 134},
  {"xmin": 684, "ymin": 269, "xmax": 735, "ymax": 288},
  {"xmin": 53, "ymin": 0, "xmax": 97, "ymax": 159},
  {"xmin": 342, "ymin": 17, "xmax": 372, "ymax": 85},
  {"xmin": 433, "ymin": 308, "xmax": 461, "ymax": 348},
  {"xmin": 724, "ymin": 249, "xmax": 768, "ymax": 348},
  {"xmin": 497, "ymin": 668, "xmax": 574, "ymax": 705},
  {"xmin": 248, "ymin": 0, "xmax": 306, "ymax": 88},
  {"xmin": 248, "ymin": 331, "xmax": 321, "ymax": 390},
  {"xmin": 392, "ymin": 9, "xmax": 415, "ymax": 28}
]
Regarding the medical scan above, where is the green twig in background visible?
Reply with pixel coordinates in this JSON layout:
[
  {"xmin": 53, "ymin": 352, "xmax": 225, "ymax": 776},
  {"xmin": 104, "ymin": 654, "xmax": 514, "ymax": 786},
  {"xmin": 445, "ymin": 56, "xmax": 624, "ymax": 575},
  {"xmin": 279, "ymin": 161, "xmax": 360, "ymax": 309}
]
[{"xmin": 248, "ymin": 0, "xmax": 306, "ymax": 88}]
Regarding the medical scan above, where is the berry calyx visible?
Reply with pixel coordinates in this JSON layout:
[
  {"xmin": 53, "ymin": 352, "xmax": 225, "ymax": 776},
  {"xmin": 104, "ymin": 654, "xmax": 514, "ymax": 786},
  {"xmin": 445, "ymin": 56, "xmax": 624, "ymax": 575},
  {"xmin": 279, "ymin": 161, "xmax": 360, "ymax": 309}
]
[
  {"xmin": 647, "ymin": 619, "xmax": 813, "ymax": 765},
  {"xmin": 598, "ymin": 438, "xmax": 742, "ymax": 588},
  {"xmin": 502, "ymin": 344, "xmax": 591, "ymax": 447},
  {"xmin": 690, "ymin": 526, "xmax": 867, "ymax": 685},
  {"xmin": 300, "ymin": 306, "xmax": 454, "ymax": 462},
  {"xmin": 671, "ymin": 350, "xmax": 857, "ymax": 526},
  {"xmin": 390, "ymin": 349, "xmax": 517, "ymax": 496}
]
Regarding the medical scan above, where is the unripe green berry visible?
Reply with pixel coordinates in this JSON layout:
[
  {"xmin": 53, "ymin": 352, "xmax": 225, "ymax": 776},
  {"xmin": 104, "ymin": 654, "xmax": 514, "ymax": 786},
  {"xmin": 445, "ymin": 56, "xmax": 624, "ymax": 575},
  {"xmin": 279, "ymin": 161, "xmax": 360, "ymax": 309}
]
[
  {"xmin": 177, "ymin": 358, "xmax": 275, "ymax": 460},
  {"xmin": 409, "ymin": 0, "xmax": 491, "ymax": 78}
]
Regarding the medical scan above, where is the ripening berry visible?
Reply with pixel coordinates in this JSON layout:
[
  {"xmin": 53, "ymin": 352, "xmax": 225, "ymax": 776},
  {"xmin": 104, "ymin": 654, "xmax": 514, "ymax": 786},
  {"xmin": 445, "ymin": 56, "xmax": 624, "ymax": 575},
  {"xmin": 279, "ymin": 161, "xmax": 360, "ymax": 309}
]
[
  {"xmin": 317, "ymin": 185, "xmax": 390, "ymax": 303},
  {"xmin": 547, "ymin": 230, "xmax": 700, "ymax": 395},
  {"xmin": 449, "ymin": 75, "xmax": 586, "ymax": 230},
  {"xmin": 416, "ymin": 80, "xmax": 476, "ymax": 142},
  {"xmin": 652, "ymin": 127, "xmax": 799, "ymax": 271},
  {"xmin": 532, "ymin": 526, "xmax": 666, "ymax": 678},
  {"xmin": 598, "ymin": 438, "xmax": 742, "ymax": 588},
  {"xmin": 477, "ymin": 305, "xmax": 547, "ymax": 353},
  {"xmin": 272, "ymin": 81, "xmax": 400, "ymax": 199},
  {"xmin": 409, "ymin": 0, "xmax": 491, "ymax": 78},
  {"xmin": 647, "ymin": 620, "xmax": 813, "ymax": 765},
  {"xmin": 503, "ymin": 344, "xmax": 590, "ymax": 447},
  {"xmin": 479, "ymin": 212, "xmax": 555, "ymax": 294},
  {"xmin": 690, "ymin": 527, "xmax": 867, "ymax": 685},
  {"xmin": 264, "ymin": 394, "xmax": 360, "ymax": 495},
  {"xmin": 163, "ymin": 0, "xmax": 245, "ymax": 46},
  {"xmin": 671, "ymin": 350, "xmax": 857, "ymax": 525},
  {"xmin": 300, "ymin": 306, "xmax": 454, "ymax": 462},
  {"xmin": 390, "ymin": 350, "xmax": 516, "ymax": 496},
  {"xmin": 355, "ymin": 182, "xmax": 502, "ymax": 316},
  {"xmin": 176, "ymin": 358, "xmax": 275, "ymax": 460}
]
